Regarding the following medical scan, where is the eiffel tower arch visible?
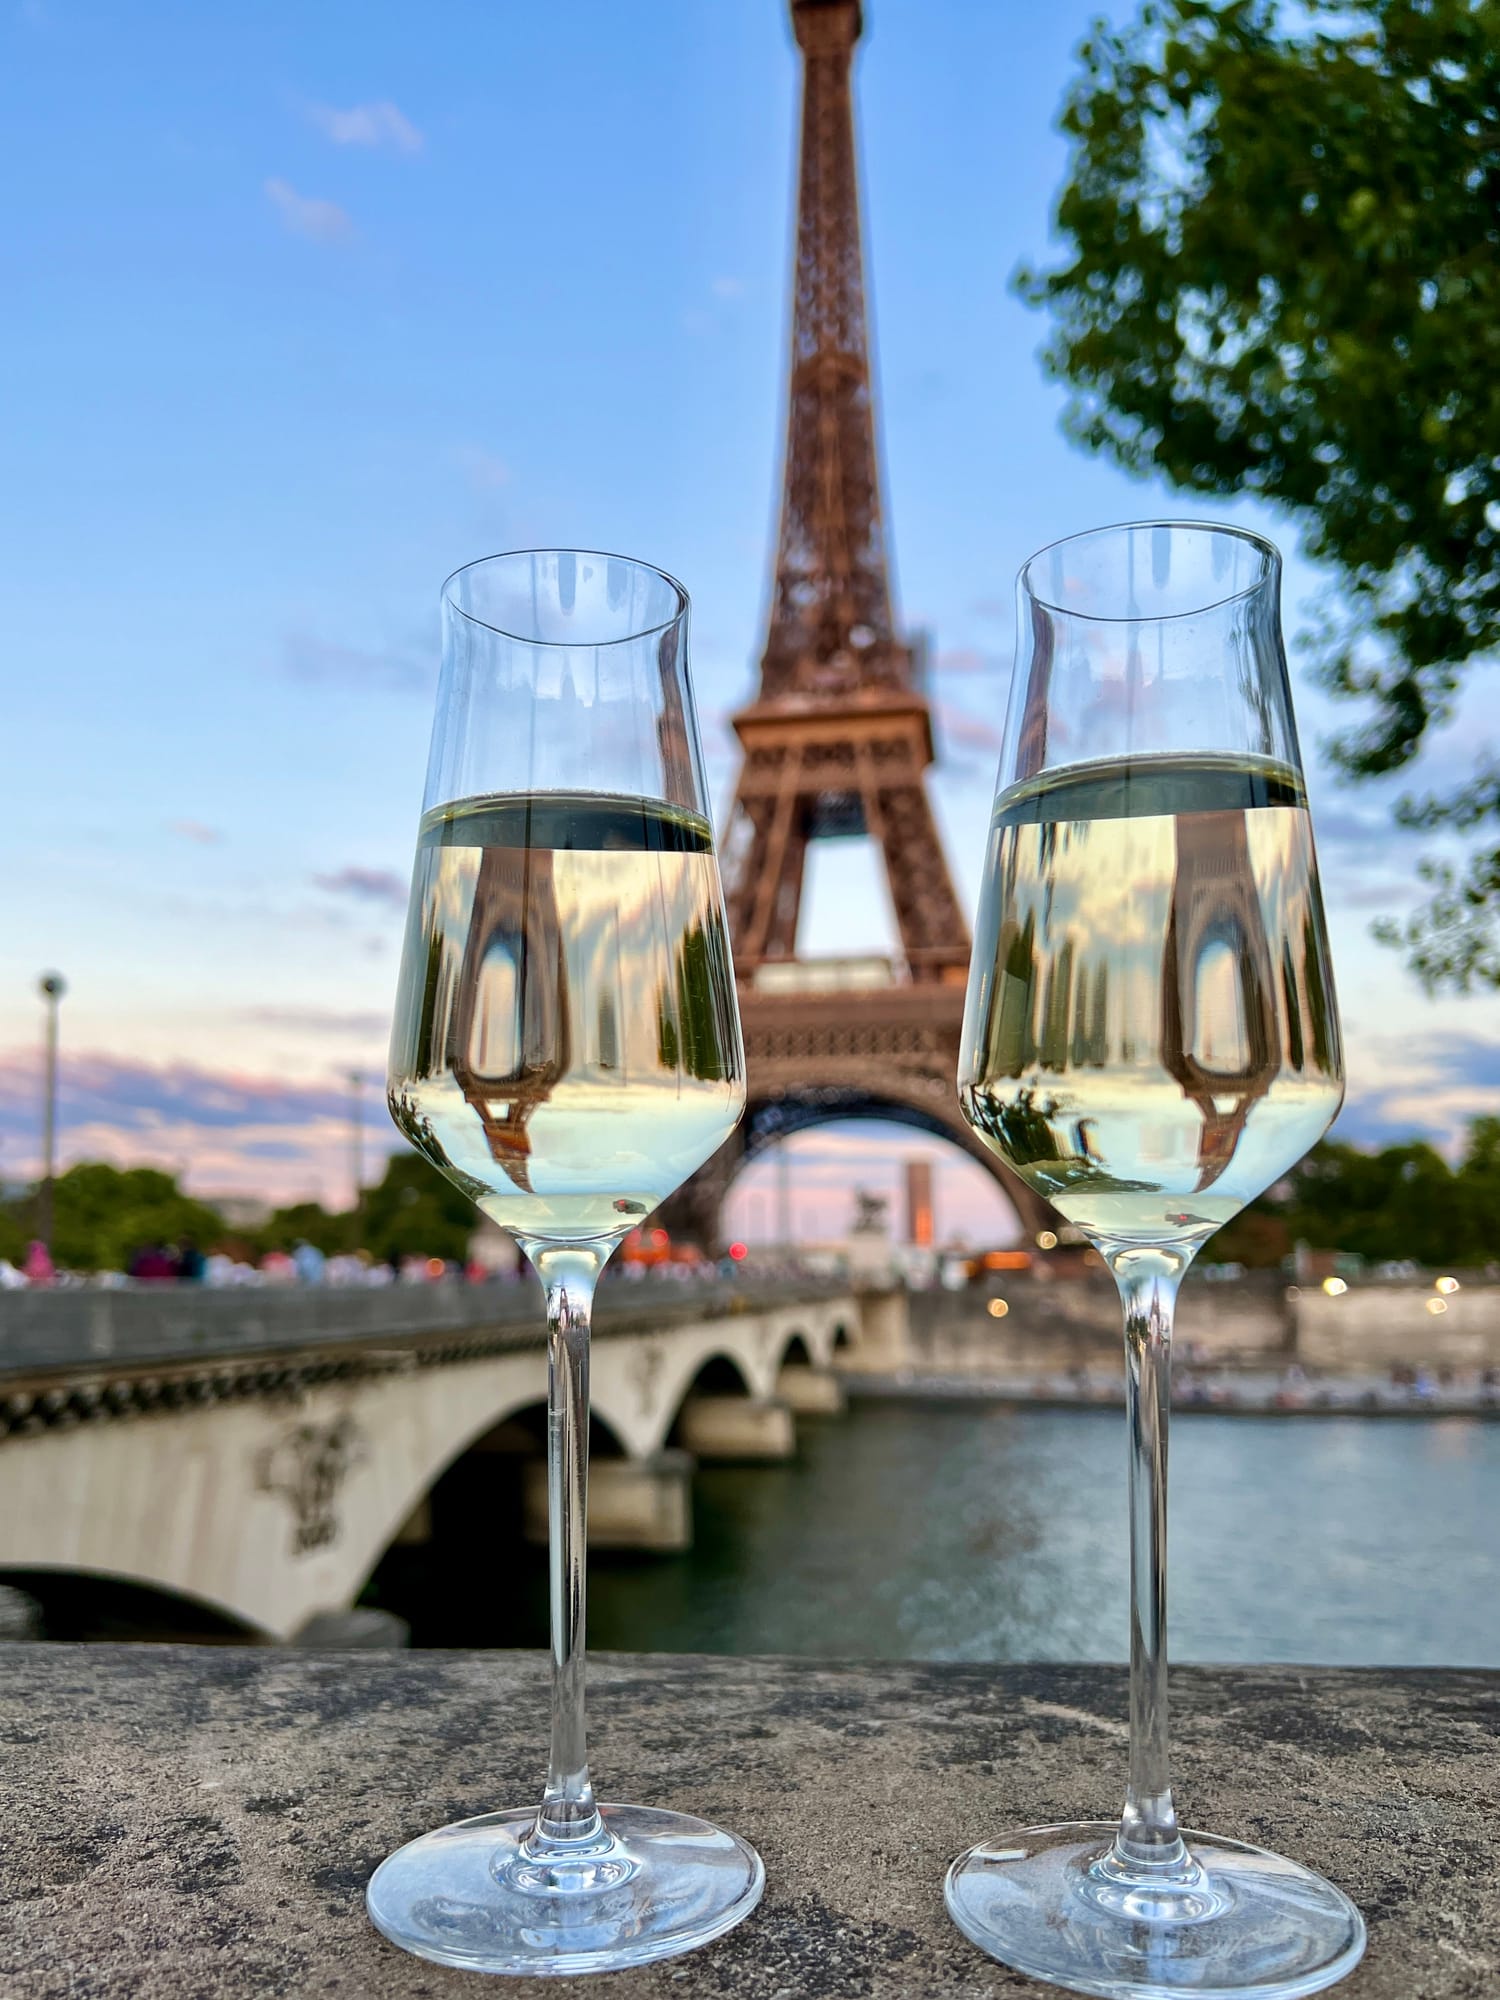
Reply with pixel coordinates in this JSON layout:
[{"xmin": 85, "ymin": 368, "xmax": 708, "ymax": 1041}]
[{"xmin": 669, "ymin": 0, "xmax": 1051, "ymax": 1249}]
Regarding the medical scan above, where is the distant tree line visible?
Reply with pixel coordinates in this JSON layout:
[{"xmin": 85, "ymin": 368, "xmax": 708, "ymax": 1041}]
[
  {"xmin": 5, "ymin": 1120, "xmax": 1496, "ymax": 1275},
  {"xmin": 1213, "ymin": 1116, "xmax": 1500, "ymax": 1271},
  {"xmin": 0, "ymin": 1150, "xmax": 476, "ymax": 1273}
]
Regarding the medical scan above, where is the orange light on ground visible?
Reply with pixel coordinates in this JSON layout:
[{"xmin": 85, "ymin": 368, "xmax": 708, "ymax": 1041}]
[
  {"xmin": 1435, "ymin": 1275, "xmax": 1460, "ymax": 1295},
  {"xmin": 986, "ymin": 1298, "xmax": 1009, "ymax": 1319},
  {"xmin": 426, "ymin": 1257, "xmax": 445, "ymax": 1279},
  {"xmin": 650, "ymin": 1227, "xmax": 670, "ymax": 1249},
  {"xmin": 1036, "ymin": 1230, "xmax": 1058, "ymax": 1251},
  {"xmin": 1322, "ymin": 1276, "xmax": 1347, "ymax": 1297},
  {"xmin": 1426, "ymin": 1297, "xmax": 1448, "ymax": 1316},
  {"xmin": 728, "ymin": 1242, "xmax": 748, "ymax": 1262}
]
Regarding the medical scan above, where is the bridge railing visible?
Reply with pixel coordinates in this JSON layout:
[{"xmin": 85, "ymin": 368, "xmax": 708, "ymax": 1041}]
[{"xmin": 0, "ymin": 1275, "xmax": 859, "ymax": 1380}]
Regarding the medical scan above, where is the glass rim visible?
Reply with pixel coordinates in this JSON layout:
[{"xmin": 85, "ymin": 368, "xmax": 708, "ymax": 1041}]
[
  {"xmin": 1019, "ymin": 519, "xmax": 1280, "ymax": 626},
  {"xmin": 441, "ymin": 548, "xmax": 690, "ymax": 649}
]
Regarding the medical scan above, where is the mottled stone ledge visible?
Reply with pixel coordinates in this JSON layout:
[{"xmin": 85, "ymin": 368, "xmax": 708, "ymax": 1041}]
[{"xmin": 0, "ymin": 1649, "xmax": 1494, "ymax": 1998}]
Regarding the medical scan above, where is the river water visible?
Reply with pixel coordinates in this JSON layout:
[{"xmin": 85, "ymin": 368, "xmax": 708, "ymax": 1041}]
[{"xmin": 582, "ymin": 1400, "xmax": 1498, "ymax": 1667}]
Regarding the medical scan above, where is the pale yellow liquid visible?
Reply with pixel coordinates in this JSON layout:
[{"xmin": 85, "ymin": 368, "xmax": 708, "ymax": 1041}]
[
  {"xmin": 959, "ymin": 754, "xmax": 1343, "ymax": 1249},
  {"xmin": 388, "ymin": 793, "xmax": 744, "ymax": 1247}
]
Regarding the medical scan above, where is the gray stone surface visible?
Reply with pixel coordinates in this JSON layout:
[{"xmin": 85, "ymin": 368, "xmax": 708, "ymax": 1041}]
[{"xmin": 0, "ymin": 1648, "xmax": 1493, "ymax": 1998}]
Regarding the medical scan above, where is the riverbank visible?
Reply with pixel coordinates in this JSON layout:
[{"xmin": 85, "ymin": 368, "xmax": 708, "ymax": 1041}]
[{"xmin": 846, "ymin": 1370, "xmax": 1500, "ymax": 1418}]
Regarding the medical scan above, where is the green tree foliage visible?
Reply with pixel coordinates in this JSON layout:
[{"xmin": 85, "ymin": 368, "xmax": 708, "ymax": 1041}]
[
  {"xmin": 358, "ymin": 1150, "xmax": 475, "ymax": 1265},
  {"xmin": 28, "ymin": 1164, "xmax": 226, "ymax": 1274},
  {"xmin": 258, "ymin": 1152, "xmax": 478, "ymax": 1264},
  {"xmin": 1212, "ymin": 1117, "xmax": 1500, "ymax": 1267},
  {"xmin": 1023, "ymin": 0, "xmax": 1500, "ymax": 987},
  {"xmin": 256, "ymin": 1200, "xmax": 357, "ymax": 1259},
  {"xmin": 0, "ymin": 1149, "xmax": 480, "ymax": 1274}
]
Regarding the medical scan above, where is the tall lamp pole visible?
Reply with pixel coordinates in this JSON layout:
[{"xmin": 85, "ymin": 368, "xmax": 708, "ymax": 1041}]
[
  {"xmin": 37, "ymin": 972, "xmax": 66, "ymax": 1254},
  {"xmin": 349, "ymin": 1070, "xmax": 365, "ymax": 1227}
]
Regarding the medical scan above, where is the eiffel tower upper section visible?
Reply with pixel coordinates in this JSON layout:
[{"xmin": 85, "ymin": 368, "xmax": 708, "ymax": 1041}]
[
  {"xmin": 760, "ymin": 0, "xmax": 906, "ymax": 705},
  {"xmin": 724, "ymin": 0, "xmax": 969, "ymax": 983}
]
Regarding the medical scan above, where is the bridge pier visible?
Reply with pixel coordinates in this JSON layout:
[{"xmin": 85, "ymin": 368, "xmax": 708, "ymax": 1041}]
[
  {"xmin": 775, "ymin": 1363, "xmax": 845, "ymax": 1417},
  {"xmin": 523, "ymin": 1450, "xmax": 696, "ymax": 1555},
  {"xmin": 677, "ymin": 1395, "xmax": 796, "ymax": 1462},
  {"xmin": 840, "ymin": 1288, "xmax": 911, "ymax": 1373}
]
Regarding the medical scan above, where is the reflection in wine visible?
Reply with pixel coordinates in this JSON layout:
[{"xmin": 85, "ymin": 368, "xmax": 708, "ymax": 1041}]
[
  {"xmin": 961, "ymin": 753, "xmax": 1342, "ymax": 1249},
  {"xmin": 389, "ymin": 792, "xmax": 743, "ymax": 1248}
]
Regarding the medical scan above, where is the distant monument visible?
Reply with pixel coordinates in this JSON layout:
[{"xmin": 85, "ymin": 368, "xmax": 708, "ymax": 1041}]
[
  {"xmin": 663, "ymin": 0, "xmax": 1052, "ymax": 1250},
  {"xmin": 904, "ymin": 1159, "xmax": 935, "ymax": 1248}
]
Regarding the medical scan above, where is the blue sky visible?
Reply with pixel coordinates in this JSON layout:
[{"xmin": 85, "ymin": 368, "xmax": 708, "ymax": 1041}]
[{"xmin": 3, "ymin": 0, "xmax": 1497, "ymax": 1242}]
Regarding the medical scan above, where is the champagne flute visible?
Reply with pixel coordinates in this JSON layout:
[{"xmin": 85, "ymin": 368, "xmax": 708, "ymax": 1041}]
[
  {"xmin": 949, "ymin": 523, "xmax": 1365, "ymax": 1999},
  {"xmin": 367, "ymin": 551, "xmax": 762, "ymax": 1976}
]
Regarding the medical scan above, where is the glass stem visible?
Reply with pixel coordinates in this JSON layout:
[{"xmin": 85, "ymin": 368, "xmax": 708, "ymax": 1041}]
[
  {"xmin": 1111, "ymin": 1252, "xmax": 1188, "ymax": 1872},
  {"xmin": 528, "ymin": 1246, "xmax": 605, "ymax": 1850}
]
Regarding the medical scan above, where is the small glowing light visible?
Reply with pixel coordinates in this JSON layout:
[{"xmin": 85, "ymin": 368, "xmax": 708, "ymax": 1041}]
[
  {"xmin": 1435, "ymin": 1275, "xmax": 1460, "ymax": 1295},
  {"xmin": 1426, "ymin": 1297, "xmax": 1448, "ymax": 1316},
  {"xmin": 1322, "ymin": 1276, "xmax": 1347, "ymax": 1297},
  {"xmin": 426, "ymin": 1256, "xmax": 445, "ymax": 1279},
  {"xmin": 727, "ymin": 1241, "xmax": 748, "ymax": 1262},
  {"xmin": 650, "ymin": 1227, "xmax": 670, "ymax": 1249},
  {"xmin": 1036, "ymin": 1230, "xmax": 1058, "ymax": 1251},
  {"xmin": 987, "ymin": 1298, "xmax": 1009, "ymax": 1319}
]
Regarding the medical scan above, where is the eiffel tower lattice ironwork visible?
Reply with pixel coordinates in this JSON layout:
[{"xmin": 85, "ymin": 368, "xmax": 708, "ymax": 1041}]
[{"xmin": 669, "ymin": 0, "xmax": 1052, "ymax": 1247}]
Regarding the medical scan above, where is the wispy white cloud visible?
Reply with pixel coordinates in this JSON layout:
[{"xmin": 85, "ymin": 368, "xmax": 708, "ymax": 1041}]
[
  {"xmin": 711, "ymin": 275, "xmax": 745, "ymax": 300},
  {"xmin": 168, "ymin": 819, "xmax": 224, "ymax": 846},
  {"xmin": 305, "ymin": 99, "xmax": 423, "ymax": 154},
  {"xmin": 264, "ymin": 177, "xmax": 354, "ymax": 243},
  {"xmin": 312, "ymin": 866, "xmax": 408, "ymax": 910},
  {"xmin": 0, "ymin": 1046, "xmax": 399, "ymax": 1203}
]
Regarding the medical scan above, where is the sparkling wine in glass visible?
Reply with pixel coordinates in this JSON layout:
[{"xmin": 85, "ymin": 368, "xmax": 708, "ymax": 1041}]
[
  {"xmin": 367, "ymin": 551, "xmax": 762, "ymax": 1976},
  {"xmin": 949, "ymin": 523, "xmax": 1365, "ymax": 2000}
]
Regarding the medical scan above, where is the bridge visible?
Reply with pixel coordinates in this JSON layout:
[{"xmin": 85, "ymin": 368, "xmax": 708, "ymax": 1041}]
[{"xmin": 0, "ymin": 1280, "xmax": 898, "ymax": 1643}]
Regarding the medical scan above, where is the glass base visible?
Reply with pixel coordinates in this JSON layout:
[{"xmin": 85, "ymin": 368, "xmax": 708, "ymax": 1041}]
[
  {"xmin": 945, "ymin": 1822, "xmax": 1365, "ymax": 2000},
  {"xmin": 367, "ymin": 1802, "xmax": 764, "ymax": 1976}
]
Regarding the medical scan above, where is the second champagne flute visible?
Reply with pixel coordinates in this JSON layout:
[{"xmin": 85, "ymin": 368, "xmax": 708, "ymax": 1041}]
[
  {"xmin": 367, "ymin": 550, "xmax": 763, "ymax": 1976},
  {"xmin": 949, "ymin": 522, "xmax": 1365, "ymax": 2000}
]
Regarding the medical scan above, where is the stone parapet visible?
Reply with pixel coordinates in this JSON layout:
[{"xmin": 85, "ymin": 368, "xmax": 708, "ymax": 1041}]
[{"xmin": 0, "ymin": 1649, "xmax": 1491, "ymax": 1998}]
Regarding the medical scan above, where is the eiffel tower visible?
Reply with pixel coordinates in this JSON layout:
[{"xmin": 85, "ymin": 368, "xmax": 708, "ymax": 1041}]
[{"xmin": 669, "ymin": 0, "xmax": 1050, "ymax": 1247}]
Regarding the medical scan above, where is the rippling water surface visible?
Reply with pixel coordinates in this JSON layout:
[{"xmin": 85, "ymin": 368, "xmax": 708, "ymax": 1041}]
[{"xmin": 585, "ymin": 1402, "xmax": 1497, "ymax": 1666}]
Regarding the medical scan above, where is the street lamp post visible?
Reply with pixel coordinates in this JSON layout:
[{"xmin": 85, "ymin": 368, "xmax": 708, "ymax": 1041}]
[
  {"xmin": 349, "ymin": 1070, "xmax": 365, "ymax": 1226},
  {"xmin": 37, "ymin": 972, "xmax": 66, "ymax": 1254}
]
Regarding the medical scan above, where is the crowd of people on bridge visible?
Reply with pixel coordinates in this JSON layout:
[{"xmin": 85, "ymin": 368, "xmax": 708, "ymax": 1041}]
[{"xmin": 0, "ymin": 1237, "xmax": 808, "ymax": 1291}]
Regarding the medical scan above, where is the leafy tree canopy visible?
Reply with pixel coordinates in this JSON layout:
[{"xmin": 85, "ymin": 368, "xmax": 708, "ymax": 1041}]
[
  {"xmin": 257, "ymin": 1153, "xmax": 477, "ymax": 1265},
  {"xmin": 256, "ymin": 1200, "xmax": 357, "ymax": 1259},
  {"xmin": 1024, "ymin": 0, "xmax": 1500, "ymax": 987},
  {"xmin": 23, "ymin": 1164, "xmax": 227, "ymax": 1274},
  {"xmin": 357, "ymin": 1150, "xmax": 475, "ymax": 1265},
  {"xmin": 1212, "ymin": 1116, "xmax": 1500, "ymax": 1267}
]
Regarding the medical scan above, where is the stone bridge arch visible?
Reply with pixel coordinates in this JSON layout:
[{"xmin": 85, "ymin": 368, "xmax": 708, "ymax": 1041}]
[
  {"xmin": 664, "ymin": 1071, "xmax": 1053, "ymax": 1249},
  {"xmin": 0, "ymin": 1294, "xmax": 856, "ymax": 1641}
]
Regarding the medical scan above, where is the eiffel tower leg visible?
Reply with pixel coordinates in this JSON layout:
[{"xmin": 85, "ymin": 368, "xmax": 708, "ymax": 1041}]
[
  {"xmin": 653, "ymin": 1129, "xmax": 746, "ymax": 1258},
  {"xmin": 869, "ymin": 782, "xmax": 971, "ymax": 979}
]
